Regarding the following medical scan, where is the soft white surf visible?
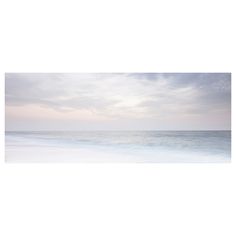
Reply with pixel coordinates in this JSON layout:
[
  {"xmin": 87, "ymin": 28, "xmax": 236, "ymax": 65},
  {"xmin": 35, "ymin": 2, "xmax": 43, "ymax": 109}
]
[
  {"xmin": 5, "ymin": 133, "xmax": 230, "ymax": 163},
  {"xmin": 5, "ymin": 146, "xmax": 229, "ymax": 163}
]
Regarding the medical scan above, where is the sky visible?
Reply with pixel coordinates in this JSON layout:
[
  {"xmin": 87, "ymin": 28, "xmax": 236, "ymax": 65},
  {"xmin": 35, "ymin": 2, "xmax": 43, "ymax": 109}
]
[{"xmin": 5, "ymin": 73, "xmax": 231, "ymax": 131}]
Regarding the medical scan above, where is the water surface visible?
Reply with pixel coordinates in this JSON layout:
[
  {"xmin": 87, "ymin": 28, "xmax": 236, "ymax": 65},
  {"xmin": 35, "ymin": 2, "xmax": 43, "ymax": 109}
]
[{"xmin": 5, "ymin": 131, "xmax": 231, "ymax": 162}]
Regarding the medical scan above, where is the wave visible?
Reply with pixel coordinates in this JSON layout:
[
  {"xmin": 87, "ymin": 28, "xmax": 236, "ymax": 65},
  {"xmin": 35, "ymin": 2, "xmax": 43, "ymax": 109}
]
[{"xmin": 5, "ymin": 131, "xmax": 231, "ymax": 163}]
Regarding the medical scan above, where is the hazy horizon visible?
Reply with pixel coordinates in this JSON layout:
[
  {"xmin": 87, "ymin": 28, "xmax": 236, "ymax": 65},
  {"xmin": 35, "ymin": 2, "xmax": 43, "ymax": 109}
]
[
  {"xmin": 5, "ymin": 129, "xmax": 231, "ymax": 132},
  {"xmin": 5, "ymin": 73, "xmax": 231, "ymax": 131}
]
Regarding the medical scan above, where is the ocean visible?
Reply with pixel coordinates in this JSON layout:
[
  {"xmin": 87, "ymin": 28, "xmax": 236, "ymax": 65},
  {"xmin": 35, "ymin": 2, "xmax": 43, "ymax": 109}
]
[{"xmin": 5, "ymin": 131, "xmax": 231, "ymax": 163}]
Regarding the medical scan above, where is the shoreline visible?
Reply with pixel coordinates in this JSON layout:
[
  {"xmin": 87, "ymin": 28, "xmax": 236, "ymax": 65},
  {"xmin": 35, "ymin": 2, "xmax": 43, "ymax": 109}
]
[{"xmin": 5, "ymin": 145, "xmax": 230, "ymax": 163}]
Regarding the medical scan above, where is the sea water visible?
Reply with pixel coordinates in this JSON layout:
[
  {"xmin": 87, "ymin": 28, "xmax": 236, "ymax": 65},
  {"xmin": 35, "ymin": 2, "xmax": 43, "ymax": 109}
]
[{"xmin": 5, "ymin": 131, "xmax": 231, "ymax": 162}]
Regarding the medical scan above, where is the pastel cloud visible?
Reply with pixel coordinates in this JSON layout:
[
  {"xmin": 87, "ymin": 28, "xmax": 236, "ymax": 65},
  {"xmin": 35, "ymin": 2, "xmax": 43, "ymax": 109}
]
[{"xmin": 5, "ymin": 73, "xmax": 231, "ymax": 130}]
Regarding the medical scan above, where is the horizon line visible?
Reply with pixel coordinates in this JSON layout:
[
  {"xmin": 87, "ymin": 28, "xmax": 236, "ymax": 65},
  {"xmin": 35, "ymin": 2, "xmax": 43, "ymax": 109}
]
[{"xmin": 5, "ymin": 129, "xmax": 231, "ymax": 132}]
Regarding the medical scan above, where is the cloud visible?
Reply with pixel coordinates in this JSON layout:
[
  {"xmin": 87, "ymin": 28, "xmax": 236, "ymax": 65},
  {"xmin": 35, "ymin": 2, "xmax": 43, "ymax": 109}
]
[{"xmin": 5, "ymin": 73, "xmax": 231, "ymax": 130}]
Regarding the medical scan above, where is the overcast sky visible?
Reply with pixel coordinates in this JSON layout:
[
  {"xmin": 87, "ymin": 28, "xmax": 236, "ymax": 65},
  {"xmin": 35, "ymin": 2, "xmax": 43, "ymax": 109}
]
[{"xmin": 5, "ymin": 73, "xmax": 231, "ymax": 131}]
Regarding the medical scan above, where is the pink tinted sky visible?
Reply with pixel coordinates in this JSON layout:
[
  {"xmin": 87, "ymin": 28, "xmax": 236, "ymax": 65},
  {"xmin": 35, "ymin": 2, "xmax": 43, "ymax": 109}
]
[{"xmin": 5, "ymin": 73, "xmax": 231, "ymax": 131}]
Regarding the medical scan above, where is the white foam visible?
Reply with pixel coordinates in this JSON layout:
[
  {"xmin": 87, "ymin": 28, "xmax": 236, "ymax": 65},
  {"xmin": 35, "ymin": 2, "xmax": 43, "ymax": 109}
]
[
  {"xmin": 5, "ymin": 145, "xmax": 230, "ymax": 163},
  {"xmin": 5, "ymin": 133, "xmax": 230, "ymax": 163}
]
